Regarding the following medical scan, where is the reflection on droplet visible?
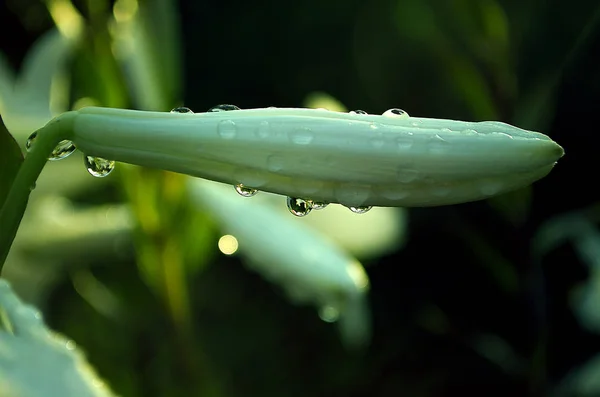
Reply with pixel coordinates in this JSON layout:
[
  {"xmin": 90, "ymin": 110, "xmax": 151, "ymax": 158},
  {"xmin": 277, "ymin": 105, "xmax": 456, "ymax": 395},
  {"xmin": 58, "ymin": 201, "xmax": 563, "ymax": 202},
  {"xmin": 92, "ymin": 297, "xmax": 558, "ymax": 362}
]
[
  {"xmin": 170, "ymin": 107, "xmax": 194, "ymax": 113},
  {"xmin": 25, "ymin": 131, "xmax": 38, "ymax": 152},
  {"xmin": 478, "ymin": 179, "xmax": 503, "ymax": 196},
  {"xmin": 208, "ymin": 104, "xmax": 240, "ymax": 112},
  {"xmin": 218, "ymin": 234, "xmax": 239, "ymax": 255},
  {"xmin": 218, "ymin": 119, "xmax": 237, "ymax": 139},
  {"xmin": 382, "ymin": 108, "xmax": 409, "ymax": 118},
  {"xmin": 84, "ymin": 155, "xmax": 115, "ymax": 177},
  {"xmin": 318, "ymin": 306, "xmax": 340, "ymax": 323},
  {"xmin": 397, "ymin": 167, "xmax": 419, "ymax": 183},
  {"xmin": 266, "ymin": 154, "xmax": 285, "ymax": 172},
  {"xmin": 310, "ymin": 201, "xmax": 329, "ymax": 210},
  {"xmin": 428, "ymin": 134, "xmax": 449, "ymax": 154},
  {"xmin": 49, "ymin": 140, "xmax": 76, "ymax": 161},
  {"xmin": 396, "ymin": 133, "xmax": 414, "ymax": 150},
  {"xmin": 289, "ymin": 128, "xmax": 314, "ymax": 145},
  {"xmin": 287, "ymin": 197, "xmax": 312, "ymax": 217},
  {"xmin": 348, "ymin": 206, "xmax": 372, "ymax": 214},
  {"xmin": 234, "ymin": 184, "xmax": 258, "ymax": 197},
  {"xmin": 255, "ymin": 120, "xmax": 271, "ymax": 139},
  {"xmin": 350, "ymin": 110, "xmax": 368, "ymax": 115}
]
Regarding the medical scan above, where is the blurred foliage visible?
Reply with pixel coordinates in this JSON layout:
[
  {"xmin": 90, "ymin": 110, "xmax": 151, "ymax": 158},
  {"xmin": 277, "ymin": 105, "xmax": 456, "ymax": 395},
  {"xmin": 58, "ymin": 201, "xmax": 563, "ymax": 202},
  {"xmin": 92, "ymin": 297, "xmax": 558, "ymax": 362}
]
[{"xmin": 0, "ymin": 0, "xmax": 599, "ymax": 396}]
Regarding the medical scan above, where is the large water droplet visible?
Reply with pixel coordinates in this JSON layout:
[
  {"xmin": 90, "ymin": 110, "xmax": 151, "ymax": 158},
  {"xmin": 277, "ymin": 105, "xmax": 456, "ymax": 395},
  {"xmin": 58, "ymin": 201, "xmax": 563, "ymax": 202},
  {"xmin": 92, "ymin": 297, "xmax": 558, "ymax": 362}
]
[
  {"xmin": 289, "ymin": 127, "xmax": 314, "ymax": 145},
  {"xmin": 170, "ymin": 107, "xmax": 194, "ymax": 113},
  {"xmin": 397, "ymin": 167, "xmax": 419, "ymax": 183},
  {"xmin": 382, "ymin": 108, "xmax": 409, "ymax": 118},
  {"xmin": 234, "ymin": 184, "xmax": 258, "ymax": 197},
  {"xmin": 396, "ymin": 133, "xmax": 414, "ymax": 150},
  {"xmin": 350, "ymin": 110, "xmax": 368, "ymax": 115},
  {"xmin": 84, "ymin": 155, "xmax": 115, "ymax": 177},
  {"xmin": 348, "ymin": 206, "xmax": 372, "ymax": 214},
  {"xmin": 25, "ymin": 131, "xmax": 38, "ymax": 152},
  {"xmin": 208, "ymin": 104, "xmax": 240, "ymax": 112},
  {"xmin": 49, "ymin": 140, "xmax": 76, "ymax": 161},
  {"xmin": 218, "ymin": 119, "xmax": 237, "ymax": 139},
  {"xmin": 287, "ymin": 197, "xmax": 312, "ymax": 217},
  {"xmin": 309, "ymin": 201, "xmax": 329, "ymax": 210}
]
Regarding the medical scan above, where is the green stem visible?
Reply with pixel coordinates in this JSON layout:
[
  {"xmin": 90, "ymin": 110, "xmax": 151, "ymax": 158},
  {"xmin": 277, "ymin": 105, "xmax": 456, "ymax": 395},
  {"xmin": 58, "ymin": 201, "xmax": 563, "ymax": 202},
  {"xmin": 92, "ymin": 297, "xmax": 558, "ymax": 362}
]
[{"xmin": 0, "ymin": 112, "xmax": 77, "ymax": 272}]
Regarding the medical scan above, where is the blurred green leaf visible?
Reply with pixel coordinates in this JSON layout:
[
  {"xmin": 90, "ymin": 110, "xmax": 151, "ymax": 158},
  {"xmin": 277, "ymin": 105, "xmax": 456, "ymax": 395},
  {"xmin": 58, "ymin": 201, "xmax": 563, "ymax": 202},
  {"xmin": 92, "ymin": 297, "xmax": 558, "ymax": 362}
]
[
  {"xmin": 0, "ymin": 279, "xmax": 116, "ymax": 397},
  {"xmin": 0, "ymin": 115, "xmax": 23, "ymax": 210}
]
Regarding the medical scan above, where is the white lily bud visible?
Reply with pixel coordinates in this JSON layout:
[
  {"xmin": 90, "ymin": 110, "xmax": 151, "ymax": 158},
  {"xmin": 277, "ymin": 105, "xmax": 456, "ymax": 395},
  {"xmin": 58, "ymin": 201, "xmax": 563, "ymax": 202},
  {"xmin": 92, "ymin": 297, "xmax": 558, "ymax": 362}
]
[{"xmin": 69, "ymin": 106, "xmax": 564, "ymax": 207}]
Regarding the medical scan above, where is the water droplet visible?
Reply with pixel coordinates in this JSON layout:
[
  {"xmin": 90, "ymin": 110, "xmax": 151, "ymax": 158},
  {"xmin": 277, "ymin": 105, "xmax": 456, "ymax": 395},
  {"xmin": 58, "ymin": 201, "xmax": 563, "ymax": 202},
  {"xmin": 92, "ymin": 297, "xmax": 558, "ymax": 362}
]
[
  {"xmin": 49, "ymin": 140, "xmax": 76, "ymax": 161},
  {"xmin": 348, "ymin": 206, "xmax": 372, "ymax": 214},
  {"xmin": 170, "ymin": 107, "xmax": 194, "ymax": 113},
  {"xmin": 397, "ymin": 167, "xmax": 419, "ymax": 183},
  {"xmin": 65, "ymin": 340, "xmax": 76, "ymax": 351},
  {"xmin": 30, "ymin": 182, "xmax": 36, "ymax": 191},
  {"xmin": 431, "ymin": 185, "xmax": 451, "ymax": 197},
  {"xmin": 266, "ymin": 154, "xmax": 285, "ymax": 172},
  {"xmin": 234, "ymin": 184, "xmax": 258, "ymax": 197},
  {"xmin": 382, "ymin": 108, "xmax": 409, "ymax": 118},
  {"xmin": 309, "ymin": 201, "xmax": 328, "ymax": 210},
  {"xmin": 84, "ymin": 155, "xmax": 115, "ymax": 177},
  {"xmin": 287, "ymin": 197, "xmax": 312, "ymax": 217},
  {"xmin": 208, "ymin": 104, "xmax": 240, "ymax": 112},
  {"xmin": 350, "ymin": 110, "xmax": 368, "ymax": 115},
  {"xmin": 428, "ymin": 134, "xmax": 449, "ymax": 154},
  {"xmin": 217, "ymin": 119, "xmax": 237, "ymax": 139},
  {"xmin": 377, "ymin": 187, "xmax": 409, "ymax": 200},
  {"xmin": 289, "ymin": 127, "xmax": 314, "ymax": 145},
  {"xmin": 396, "ymin": 133, "xmax": 414, "ymax": 149},
  {"xmin": 25, "ymin": 131, "xmax": 38, "ymax": 152},
  {"xmin": 369, "ymin": 134, "xmax": 385, "ymax": 148},
  {"xmin": 461, "ymin": 128, "xmax": 478, "ymax": 136},
  {"xmin": 318, "ymin": 306, "xmax": 340, "ymax": 323},
  {"xmin": 255, "ymin": 120, "xmax": 272, "ymax": 139}
]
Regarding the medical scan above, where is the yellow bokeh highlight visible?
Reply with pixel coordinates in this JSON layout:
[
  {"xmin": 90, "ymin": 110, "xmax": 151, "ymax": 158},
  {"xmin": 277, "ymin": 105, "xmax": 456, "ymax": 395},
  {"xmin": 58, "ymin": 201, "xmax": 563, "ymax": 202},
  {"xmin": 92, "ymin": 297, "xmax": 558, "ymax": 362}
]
[{"xmin": 218, "ymin": 235, "xmax": 239, "ymax": 255}]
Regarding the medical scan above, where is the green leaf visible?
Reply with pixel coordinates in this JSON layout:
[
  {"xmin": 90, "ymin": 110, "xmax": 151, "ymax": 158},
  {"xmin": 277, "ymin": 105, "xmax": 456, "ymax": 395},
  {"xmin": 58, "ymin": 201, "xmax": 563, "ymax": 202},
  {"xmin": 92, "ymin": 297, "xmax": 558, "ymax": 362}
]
[{"xmin": 0, "ymin": 114, "xmax": 23, "ymax": 210}]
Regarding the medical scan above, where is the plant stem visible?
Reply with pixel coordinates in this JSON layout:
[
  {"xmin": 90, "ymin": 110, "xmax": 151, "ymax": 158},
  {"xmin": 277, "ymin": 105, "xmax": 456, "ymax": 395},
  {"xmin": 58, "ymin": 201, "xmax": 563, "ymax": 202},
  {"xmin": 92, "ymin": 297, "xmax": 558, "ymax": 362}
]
[{"xmin": 0, "ymin": 112, "xmax": 77, "ymax": 272}]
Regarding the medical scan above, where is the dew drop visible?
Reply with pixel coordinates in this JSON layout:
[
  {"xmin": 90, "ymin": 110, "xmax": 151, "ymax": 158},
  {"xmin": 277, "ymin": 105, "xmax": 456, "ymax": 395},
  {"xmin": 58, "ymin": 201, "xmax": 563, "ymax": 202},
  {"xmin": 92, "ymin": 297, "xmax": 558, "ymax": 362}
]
[
  {"xmin": 348, "ymin": 206, "xmax": 372, "ymax": 214},
  {"xmin": 266, "ymin": 154, "xmax": 285, "ymax": 172},
  {"xmin": 208, "ymin": 104, "xmax": 240, "ymax": 112},
  {"xmin": 217, "ymin": 119, "xmax": 237, "ymax": 139},
  {"xmin": 309, "ymin": 201, "xmax": 329, "ymax": 210},
  {"xmin": 396, "ymin": 133, "xmax": 414, "ymax": 150},
  {"xmin": 350, "ymin": 109, "xmax": 368, "ymax": 115},
  {"xmin": 397, "ymin": 167, "xmax": 419, "ymax": 183},
  {"xmin": 287, "ymin": 197, "xmax": 312, "ymax": 217},
  {"xmin": 234, "ymin": 184, "xmax": 258, "ymax": 197},
  {"xmin": 84, "ymin": 155, "xmax": 115, "ymax": 177},
  {"xmin": 382, "ymin": 108, "xmax": 409, "ymax": 118},
  {"xmin": 428, "ymin": 134, "xmax": 450, "ymax": 154},
  {"xmin": 170, "ymin": 106, "xmax": 194, "ymax": 113},
  {"xmin": 25, "ymin": 131, "xmax": 38, "ymax": 152},
  {"xmin": 289, "ymin": 127, "xmax": 314, "ymax": 145},
  {"xmin": 255, "ymin": 120, "xmax": 272, "ymax": 139},
  {"xmin": 49, "ymin": 140, "xmax": 76, "ymax": 161}
]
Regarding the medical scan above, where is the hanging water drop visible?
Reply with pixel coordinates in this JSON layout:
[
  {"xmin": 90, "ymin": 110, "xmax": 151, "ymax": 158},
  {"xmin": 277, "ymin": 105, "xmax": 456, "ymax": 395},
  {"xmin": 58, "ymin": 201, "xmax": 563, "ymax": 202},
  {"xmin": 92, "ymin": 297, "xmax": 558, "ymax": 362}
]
[
  {"xmin": 170, "ymin": 106, "xmax": 194, "ymax": 113},
  {"xmin": 234, "ymin": 184, "xmax": 258, "ymax": 197},
  {"xmin": 318, "ymin": 306, "xmax": 340, "ymax": 323},
  {"xmin": 350, "ymin": 110, "xmax": 368, "ymax": 115},
  {"xmin": 49, "ymin": 140, "xmax": 76, "ymax": 161},
  {"xmin": 382, "ymin": 108, "xmax": 409, "ymax": 118},
  {"xmin": 208, "ymin": 104, "xmax": 240, "ymax": 112},
  {"xmin": 25, "ymin": 131, "xmax": 38, "ymax": 152},
  {"xmin": 309, "ymin": 201, "xmax": 329, "ymax": 210},
  {"xmin": 348, "ymin": 206, "xmax": 372, "ymax": 214},
  {"xmin": 287, "ymin": 197, "xmax": 312, "ymax": 217},
  {"xmin": 84, "ymin": 155, "xmax": 115, "ymax": 177}
]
